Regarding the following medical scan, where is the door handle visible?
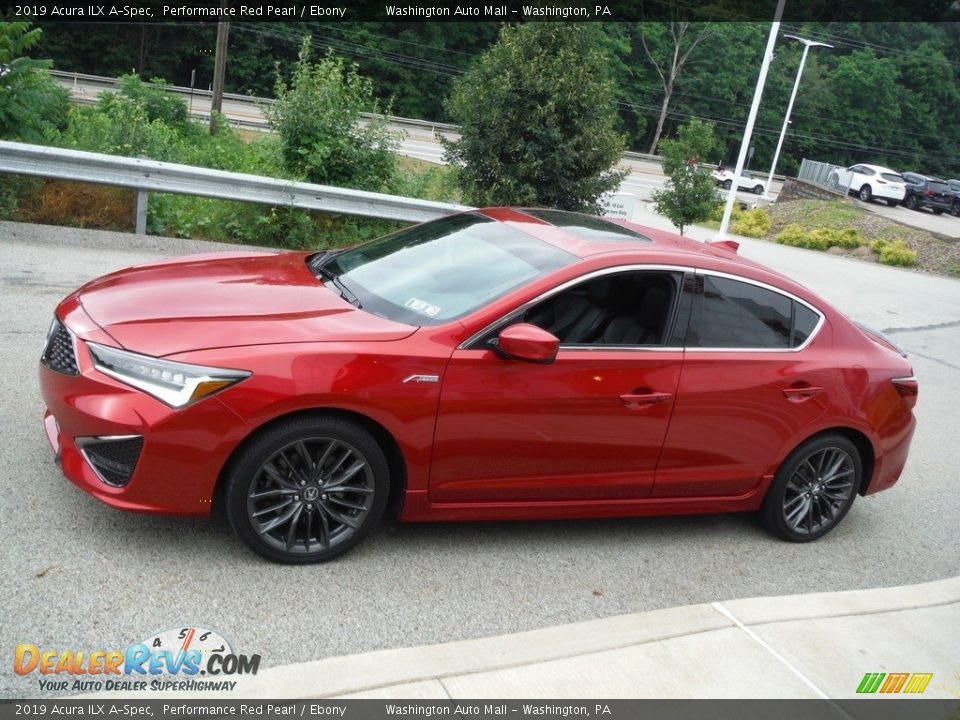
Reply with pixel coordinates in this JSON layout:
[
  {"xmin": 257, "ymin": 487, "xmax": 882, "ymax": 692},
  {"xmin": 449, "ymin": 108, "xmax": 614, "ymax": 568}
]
[
  {"xmin": 619, "ymin": 391, "xmax": 672, "ymax": 409},
  {"xmin": 782, "ymin": 383, "xmax": 825, "ymax": 403}
]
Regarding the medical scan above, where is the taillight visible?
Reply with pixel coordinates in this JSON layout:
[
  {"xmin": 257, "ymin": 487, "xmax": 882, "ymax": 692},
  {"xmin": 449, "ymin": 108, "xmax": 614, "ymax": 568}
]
[
  {"xmin": 892, "ymin": 376, "xmax": 918, "ymax": 409},
  {"xmin": 924, "ymin": 189, "xmax": 934, "ymax": 197}
]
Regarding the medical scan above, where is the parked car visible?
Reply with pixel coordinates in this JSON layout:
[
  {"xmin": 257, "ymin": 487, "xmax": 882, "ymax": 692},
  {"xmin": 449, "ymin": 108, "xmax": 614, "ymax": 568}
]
[
  {"xmin": 39, "ymin": 208, "xmax": 918, "ymax": 563},
  {"xmin": 946, "ymin": 179, "xmax": 960, "ymax": 217},
  {"xmin": 712, "ymin": 167, "xmax": 765, "ymax": 194},
  {"xmin": 828, "ymin": 164, "xmax": 906, "ymax": 205},
  {"xmin": 901, "ymin": 173, "xmax": 954, "ymax": 215}
]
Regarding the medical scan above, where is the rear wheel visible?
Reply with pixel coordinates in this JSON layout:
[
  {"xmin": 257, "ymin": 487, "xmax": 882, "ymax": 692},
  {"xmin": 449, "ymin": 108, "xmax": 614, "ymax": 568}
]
[
  {"xmin": 952, "ymin": 202, "xmax": 960, "ymax": 217},
  {"xmin": 753, "ymin": 184, "xmax": 763, "ymax": 195},
  {"xmin": 722, "ymin": 179, "xmax": 732, "ymax": 190},
  {"xmin": 760, "ymin": 434, "xmax": 861, "ymax": 542},
  {"xmin": 225, "ymin": 416, "xmax": 389, "ymax": 563},
  {"xmin": 858, "ymin": 185, "xmax": 872, "ymax": 202}
]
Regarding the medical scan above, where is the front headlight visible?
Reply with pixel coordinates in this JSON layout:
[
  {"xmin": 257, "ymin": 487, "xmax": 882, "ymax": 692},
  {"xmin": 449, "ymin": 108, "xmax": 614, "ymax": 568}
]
[{"xmin": 87, "ymin": 342, "xmax": 250, "ymax": 408}]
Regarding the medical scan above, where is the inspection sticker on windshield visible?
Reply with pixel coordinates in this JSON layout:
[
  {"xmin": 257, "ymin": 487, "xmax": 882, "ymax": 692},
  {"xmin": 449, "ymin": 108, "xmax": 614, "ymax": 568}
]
[{"xmin": 404, "ymin": 298, "xmax": 441, "ymax": 317}]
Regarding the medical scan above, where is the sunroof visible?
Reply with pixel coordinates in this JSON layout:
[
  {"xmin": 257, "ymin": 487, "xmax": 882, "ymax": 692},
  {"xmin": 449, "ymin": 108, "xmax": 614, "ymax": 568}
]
[{"xmin": 520, "ymin": 208, "xmax": 652, "ymax": 243}]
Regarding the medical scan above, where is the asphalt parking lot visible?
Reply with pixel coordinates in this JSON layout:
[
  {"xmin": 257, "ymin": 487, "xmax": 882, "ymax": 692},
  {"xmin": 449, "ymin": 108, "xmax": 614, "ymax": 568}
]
[{"xmin": 2, "ymin": 218, "xmax": 958, "ymax": 699}]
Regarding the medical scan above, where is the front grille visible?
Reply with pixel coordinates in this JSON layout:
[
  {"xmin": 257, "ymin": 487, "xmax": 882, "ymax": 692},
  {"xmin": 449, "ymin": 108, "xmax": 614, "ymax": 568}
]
[
  {"xmin": 41, "ymin": 319, "xmax": 79, "ymax": 376},
  {"xmin": 79, "ymin": 436, "xmax": 144, "ymax": 487}
]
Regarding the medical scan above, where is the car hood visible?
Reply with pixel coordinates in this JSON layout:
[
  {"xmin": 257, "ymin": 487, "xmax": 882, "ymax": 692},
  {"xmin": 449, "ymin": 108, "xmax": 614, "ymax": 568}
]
[{"xmin": 75, "ymin": 251, "xmax": 417, "ymax": 356}]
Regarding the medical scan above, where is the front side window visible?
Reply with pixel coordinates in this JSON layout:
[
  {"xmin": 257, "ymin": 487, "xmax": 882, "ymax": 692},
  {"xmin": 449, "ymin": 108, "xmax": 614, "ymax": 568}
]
[
  {"xmin": 319, "ymin": 214, "xmax": 576, "ymax": 325},
  {"xmin": 687, "ymin": 275, "xmax": 819, "ymax": 350},
  {"xmin": 521, "ymin": 271, "xmax": 680, "ymax": 346}
]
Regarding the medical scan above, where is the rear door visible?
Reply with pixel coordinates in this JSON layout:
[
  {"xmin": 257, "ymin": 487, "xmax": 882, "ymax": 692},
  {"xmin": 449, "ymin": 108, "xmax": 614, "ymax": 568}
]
[{"xmin": 654, "ymin": 271, "xmax": 836, "ymax": 499}]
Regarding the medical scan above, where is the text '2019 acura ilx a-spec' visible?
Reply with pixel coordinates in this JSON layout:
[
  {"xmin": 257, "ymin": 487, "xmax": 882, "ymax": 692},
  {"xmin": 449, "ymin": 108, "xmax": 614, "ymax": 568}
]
[{"xmin": 39, "ymin": 208, "xmax": 918, "ymax": 563}]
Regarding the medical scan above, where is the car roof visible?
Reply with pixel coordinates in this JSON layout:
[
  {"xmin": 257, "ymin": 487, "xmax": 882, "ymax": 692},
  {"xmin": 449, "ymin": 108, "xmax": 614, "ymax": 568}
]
[
  {"xmin": 859, "ymin": 164, "xmax": 901, "ymax": 174},
  {"xmin": 474, "ymin": 206, "xmax": 768, "ymax": 267}
]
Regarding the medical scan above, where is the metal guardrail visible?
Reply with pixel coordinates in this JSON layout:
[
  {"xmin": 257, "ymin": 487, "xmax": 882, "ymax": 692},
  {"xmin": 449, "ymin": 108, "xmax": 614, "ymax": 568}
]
[{"xmin": 0, "ymin": 141, "xmax": 471, "ymax": 234}]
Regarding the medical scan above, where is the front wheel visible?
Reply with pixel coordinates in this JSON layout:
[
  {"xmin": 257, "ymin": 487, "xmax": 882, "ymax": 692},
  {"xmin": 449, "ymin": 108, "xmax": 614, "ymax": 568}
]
[
  {"xmin": 760, "ymin": 434, "xmax": 861, "ymax": 542},
  {"xmin": 753, "ymin": 184, "xmax": 764, "ymax": 195},
  {"xmin": 905, "ymin": 194, "xmax": 919, "ymax": 210},
  {"xmin": 951, "ymin": 202, "xmax": 960, "ymax": 217},
  {"xmin": 722, "ymin": 179, "xmax": 732, "ymax": 190},
  {"xmin": 858, "ymin": 185, "xmax": 872, "ymax": 202},
  {"xmin": 225, "ymin": 416, "xmax": 390, "ymax": 563}
]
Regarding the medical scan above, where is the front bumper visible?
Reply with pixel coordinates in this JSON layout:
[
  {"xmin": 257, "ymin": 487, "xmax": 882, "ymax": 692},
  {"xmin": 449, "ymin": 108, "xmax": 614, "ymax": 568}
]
[{"xmin": 39, "ymin": 313, "xmax": 251, "ymax": 517}]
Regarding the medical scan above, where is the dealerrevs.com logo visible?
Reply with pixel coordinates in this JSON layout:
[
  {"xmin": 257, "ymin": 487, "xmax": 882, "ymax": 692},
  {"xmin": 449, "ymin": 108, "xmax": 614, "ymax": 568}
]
[
  {"xmin": 14, "ymin": 626, "xmax": 261, "ymax": 693},
  {"xmin": 857, "ymin": 672, "xmax": 933, "ymax": 694}
]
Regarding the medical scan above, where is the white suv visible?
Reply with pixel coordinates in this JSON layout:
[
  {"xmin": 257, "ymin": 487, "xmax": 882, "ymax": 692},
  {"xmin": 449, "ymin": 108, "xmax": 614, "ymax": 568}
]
[{"xmin": 829, "ymin": 164, "xmax": 906, "ymax": 205}]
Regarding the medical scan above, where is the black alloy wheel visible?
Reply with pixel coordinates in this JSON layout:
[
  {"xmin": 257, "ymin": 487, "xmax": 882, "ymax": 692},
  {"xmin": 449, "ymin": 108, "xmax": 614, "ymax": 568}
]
[
  {"xmin": 760, "ymin": 434, "xmax": 861, "ymax": 542},
  {"xmin": 226, "ymin": 416, "xmax": 389, "ymax": 563}
]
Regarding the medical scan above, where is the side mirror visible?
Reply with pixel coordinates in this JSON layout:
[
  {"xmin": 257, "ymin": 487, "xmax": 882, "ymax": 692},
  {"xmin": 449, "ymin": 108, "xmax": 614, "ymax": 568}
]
[{"xmin": 492, "ymin": 324, "xmax": 559, "ymax": 364}]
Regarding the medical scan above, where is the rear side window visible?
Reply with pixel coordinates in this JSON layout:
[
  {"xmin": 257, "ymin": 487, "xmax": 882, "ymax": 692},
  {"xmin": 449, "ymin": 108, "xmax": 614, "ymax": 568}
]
[
  {"xmin": 881, "ymin": 173, "xmax": 903, "ymax": 183},
  {"xmin": 687, "ymin": 275, "xmax": 819, "ymax": 350}
]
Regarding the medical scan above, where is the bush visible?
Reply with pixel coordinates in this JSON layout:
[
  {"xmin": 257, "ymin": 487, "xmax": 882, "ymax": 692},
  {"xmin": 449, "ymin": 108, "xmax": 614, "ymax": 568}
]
[
  {"xmin": 731, "ymin": 208, "xmax": 771, "ymax": 238},
  {"xmin": 872, "ymin": 239, "xmax": 917, "ymax": 266},
  {"xmin": 775, "ymin": 224, "xmax": 863, "ymax": 250},
  {"xmin": 116, "ymin": 75, "xmax": 188, "ymax": 127},
  {"xmin": 0, "ymin": 22, "xmax": 70, "ymax": 142},
  {"xmin": 16, "ymin": 180, "xmax": 133, "ymax": 230},
  {"xmin": 266, "ymin": 39, "xmax": 400, "ymax": 192}
]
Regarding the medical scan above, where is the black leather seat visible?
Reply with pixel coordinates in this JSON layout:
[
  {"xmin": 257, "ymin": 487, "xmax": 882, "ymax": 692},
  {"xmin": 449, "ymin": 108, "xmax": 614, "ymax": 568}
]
[
  {"xmin": 528, "ymin": 278, "xmax": 611, "ymax": 343},
  {"xmin": 600, "ymin": 285, "xmax": 669, "ymax": 345}
]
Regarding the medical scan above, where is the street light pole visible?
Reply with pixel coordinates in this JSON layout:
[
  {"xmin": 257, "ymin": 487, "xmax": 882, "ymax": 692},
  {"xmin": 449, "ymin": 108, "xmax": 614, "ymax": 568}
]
[{"xmin": 763, "ymin": 35, "xmax": 833, "ymax": 198}]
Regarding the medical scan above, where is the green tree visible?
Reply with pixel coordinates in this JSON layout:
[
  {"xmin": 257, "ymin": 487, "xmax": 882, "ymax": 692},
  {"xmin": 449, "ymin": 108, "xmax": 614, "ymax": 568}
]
[
  {"xmin": 652, "ymin": 118, "xmax": 717, "ymax": 235},
  {"xmin": 266, "ymin": 38, "xmax": 400, "ymax": 191},
  {"xmin": 443, "ymin": 23, "xmax": 627, "ymax": 213},
  {"xmin": 0, "ymin": 22, "xmax": 69, "ymax": 142}
]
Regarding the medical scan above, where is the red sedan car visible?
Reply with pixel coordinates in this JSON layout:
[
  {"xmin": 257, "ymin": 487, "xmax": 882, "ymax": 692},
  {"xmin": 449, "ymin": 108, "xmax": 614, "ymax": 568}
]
[{"xmin": 39, "ymin": 208, "xmax": 918, "ymax": 563}]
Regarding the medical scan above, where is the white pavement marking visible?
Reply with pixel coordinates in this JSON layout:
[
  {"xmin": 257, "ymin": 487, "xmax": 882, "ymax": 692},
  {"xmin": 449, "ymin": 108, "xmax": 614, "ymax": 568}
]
[{"xmin": 712, "ymin": 601, "xmax": 830, "ymax": 699}]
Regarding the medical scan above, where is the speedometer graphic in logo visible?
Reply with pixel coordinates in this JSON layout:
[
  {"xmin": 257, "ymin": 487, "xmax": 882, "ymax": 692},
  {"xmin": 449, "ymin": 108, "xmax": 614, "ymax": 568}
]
[{"xmin": 140, "ymin": 626, "xmax": 232, "ymax": 673}]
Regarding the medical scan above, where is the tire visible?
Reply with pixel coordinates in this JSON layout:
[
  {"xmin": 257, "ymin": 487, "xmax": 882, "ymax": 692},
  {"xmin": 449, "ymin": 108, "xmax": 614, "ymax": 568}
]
[
  {"xmin": 905, "ymin": 194, "xmax": 919, "ymax": 210},
  {"xmin": 951, "ymin": 202, "xmax": 960, "ymax": 218},
  {"xmin": 760, "ymin": 434, "xmax": 861, "ymax": 542},
  {"xmin": 886, "ymin": 199, "xmax": 899, "ymax": 207},
  {"xmin": 753, "ymin": 184, "xmax": 764, "ymax": 195},
  {"xmin": 858, "ymin": 185, "xmax": 872, "ymax": 202},
  {"xmin": 225, "ymin": 416, "xmax": 390, "ymax": 564},
  {"xmin": 722, "ymin": 179, "xmax": 732, "ymax": 190}
]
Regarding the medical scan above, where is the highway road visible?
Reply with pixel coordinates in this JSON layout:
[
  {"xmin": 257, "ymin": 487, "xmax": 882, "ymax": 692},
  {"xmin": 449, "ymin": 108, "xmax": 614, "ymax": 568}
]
[
  {"xmin": 1, "ymin": 213, "xmax": 958, "ymax": 698},
  {"xmin": 53, "ymin": 72, "xmax": 779, "ymax": 210}
]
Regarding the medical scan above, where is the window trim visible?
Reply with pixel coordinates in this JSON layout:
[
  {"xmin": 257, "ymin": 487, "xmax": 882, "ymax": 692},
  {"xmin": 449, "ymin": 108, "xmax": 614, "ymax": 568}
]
[
  {"xmin": 459, "ymin": 264, "xmax": 693, "ymax": 352},
  {"xmin": 685, "ymin": 269, "xmax": 825, "ymax": 353}
]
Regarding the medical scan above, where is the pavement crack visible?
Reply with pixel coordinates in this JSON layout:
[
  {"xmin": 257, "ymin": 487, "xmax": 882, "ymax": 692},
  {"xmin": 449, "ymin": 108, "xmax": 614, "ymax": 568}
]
[
  {"xmin": 907, "ymin": 351, "xmax": 960, "ymax": 372},
  {"xmin": 881, "ymin": 319, "xmax": 960, "ymax": 334}
]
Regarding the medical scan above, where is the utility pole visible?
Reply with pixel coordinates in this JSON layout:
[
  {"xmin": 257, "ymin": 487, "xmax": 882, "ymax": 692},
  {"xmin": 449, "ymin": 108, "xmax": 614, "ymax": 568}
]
[
  {"xmin": 210, "ymin": 17, "xmax": 230, "ymax": 135},
  {"xmin": 716, "ymin": 0, "xmax": 785, "ymax": 240}
]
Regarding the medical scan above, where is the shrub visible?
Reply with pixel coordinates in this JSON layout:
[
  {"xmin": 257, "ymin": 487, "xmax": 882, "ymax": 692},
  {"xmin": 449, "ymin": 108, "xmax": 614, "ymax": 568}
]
[
  {"xmin": 16, "ymin": 180, "xmax": 133, "ymax": 230},
  {"xmin": 775, "ymin": 225, "xmax": 863, "ymax": 250},
  {"xmin": 0, "ymin": 22, "xmax": 70, "ymax": 142},
  {"xmin": 731, "ymin": 208, "xmax": 771, "ymax": 238},
  {"xmin": 266, "ymin": 39, "xmax": 400, "ymax": 192},
  {"xmin": 116, "ymin": 75, "xmax": 188, "ymax": 126},
  {"xmin": 875, "ymin": 239, "xmax": 917, "ymax": 266}
]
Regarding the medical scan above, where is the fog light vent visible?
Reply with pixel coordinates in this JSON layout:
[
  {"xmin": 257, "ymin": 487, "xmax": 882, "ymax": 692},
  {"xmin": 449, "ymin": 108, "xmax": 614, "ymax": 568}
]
[{"xmin": 77, "ymin": 436, "xmax": 144, "ymax": 487}]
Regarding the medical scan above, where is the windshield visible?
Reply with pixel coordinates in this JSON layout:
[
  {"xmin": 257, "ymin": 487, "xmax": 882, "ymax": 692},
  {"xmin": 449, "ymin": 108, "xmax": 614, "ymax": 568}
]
[{"xmin": 319, "ymin": 213, "xmax": 577, "ymax": 325}]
